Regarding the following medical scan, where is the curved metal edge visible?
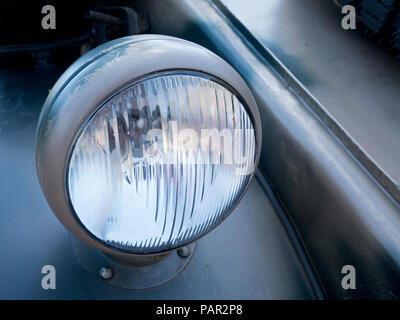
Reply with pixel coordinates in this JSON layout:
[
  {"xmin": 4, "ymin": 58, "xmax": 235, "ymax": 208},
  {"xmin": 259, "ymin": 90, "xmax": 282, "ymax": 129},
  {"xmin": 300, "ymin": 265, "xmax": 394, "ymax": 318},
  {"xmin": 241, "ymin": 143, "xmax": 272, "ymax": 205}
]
[
  {"xmin": 255, "ymin": 169, "xmax": 326, "ymax": 300},
  {"xmin": 212, "ymin": 0, "xmax": 400, "ymax": 206},
  {"xmin": 36, "ymin": 34, "xmax": 262, "ymax": 258},
  {"xmin": 137, "ymin": 0, "xmax": 400, "ymax": 299},
  {"xmin": 205, "ymin": 0, "xmax": 400, "ymax": 298}
]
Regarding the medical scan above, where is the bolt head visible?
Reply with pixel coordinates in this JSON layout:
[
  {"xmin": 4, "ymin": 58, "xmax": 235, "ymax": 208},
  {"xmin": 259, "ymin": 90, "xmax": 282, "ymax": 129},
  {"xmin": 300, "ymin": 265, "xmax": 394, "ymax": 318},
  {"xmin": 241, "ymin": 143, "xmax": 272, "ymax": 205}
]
[
  {"xmin": 99, "ymin": 266, "xmax": 114, "ymax": 280},
  {"xmin": 177, "ymin": 246, "xmax": 191, "ymax": 258}
]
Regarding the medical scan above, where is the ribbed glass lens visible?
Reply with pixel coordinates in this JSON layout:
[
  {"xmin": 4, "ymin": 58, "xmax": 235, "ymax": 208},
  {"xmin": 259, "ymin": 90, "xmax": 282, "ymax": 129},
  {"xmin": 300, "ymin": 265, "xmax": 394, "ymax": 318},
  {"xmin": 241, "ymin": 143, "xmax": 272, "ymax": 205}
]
[{"xmin": 67, "ymin": 72, "xmax": 256, "ymax": 253}]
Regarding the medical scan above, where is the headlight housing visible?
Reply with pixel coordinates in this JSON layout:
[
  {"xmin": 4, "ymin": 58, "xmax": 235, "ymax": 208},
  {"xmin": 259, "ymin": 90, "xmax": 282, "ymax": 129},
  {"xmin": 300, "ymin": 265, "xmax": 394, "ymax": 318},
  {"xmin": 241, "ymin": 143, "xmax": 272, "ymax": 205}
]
[{"xmin": 36, "ymin": 35, "xmax": 261, "ymax": 257}]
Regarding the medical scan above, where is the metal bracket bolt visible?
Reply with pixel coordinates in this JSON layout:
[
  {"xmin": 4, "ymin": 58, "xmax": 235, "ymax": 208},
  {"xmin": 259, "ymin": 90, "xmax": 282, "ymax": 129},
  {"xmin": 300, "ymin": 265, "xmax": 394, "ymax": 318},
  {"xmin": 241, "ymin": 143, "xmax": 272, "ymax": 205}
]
[
  {"xmin": 99, "ymin": 266, "xmax": 114, "ymax": 280},
  {"xmin": 177, "ymin": 246, "xmax": 191, "ymax": 258}
]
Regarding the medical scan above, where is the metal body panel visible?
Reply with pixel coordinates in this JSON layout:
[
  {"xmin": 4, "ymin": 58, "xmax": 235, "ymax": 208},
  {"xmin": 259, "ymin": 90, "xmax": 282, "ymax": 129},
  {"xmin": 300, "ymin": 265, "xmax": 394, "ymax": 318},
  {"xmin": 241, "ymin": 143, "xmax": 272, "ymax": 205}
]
[
  {"xmin": 135, "ymin": 0, "xmax": 400, "ymax": 298},
  {"xmin": 222, "ymin": 0, "xmax": 400, "ymax": 197},
  {"xmin": 0, "ymin": 67, "xmax": 314, "ymax": 299}
]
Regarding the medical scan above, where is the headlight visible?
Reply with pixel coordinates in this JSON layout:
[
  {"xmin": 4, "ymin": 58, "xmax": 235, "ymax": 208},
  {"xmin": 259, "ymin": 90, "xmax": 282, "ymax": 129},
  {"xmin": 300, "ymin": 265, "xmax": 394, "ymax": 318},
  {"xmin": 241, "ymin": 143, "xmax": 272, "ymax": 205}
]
[
  {"xmin": 68, "ymin": 71, "xmax": 256, "ymax": 253},
  {"xmin": 36, "ymin": 35, "xmax": 261, "ymax": 258}
]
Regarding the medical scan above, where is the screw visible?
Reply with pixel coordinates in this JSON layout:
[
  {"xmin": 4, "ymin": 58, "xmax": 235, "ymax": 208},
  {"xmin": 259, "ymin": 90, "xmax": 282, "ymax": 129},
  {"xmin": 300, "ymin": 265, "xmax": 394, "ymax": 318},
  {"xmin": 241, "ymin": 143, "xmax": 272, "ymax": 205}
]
[
  {"xmin": 177, "ymin": 246, "xmax": 191, "ymax": 258},
  {"xmin": 99, "ymin": 266, "xmax": 114, "ymax": 280}
]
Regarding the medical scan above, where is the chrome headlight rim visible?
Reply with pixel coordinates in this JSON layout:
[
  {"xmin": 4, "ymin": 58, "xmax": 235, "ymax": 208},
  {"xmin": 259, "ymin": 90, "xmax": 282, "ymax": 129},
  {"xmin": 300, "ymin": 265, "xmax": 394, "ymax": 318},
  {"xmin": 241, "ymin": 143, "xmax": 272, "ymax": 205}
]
[{"xmin": 36, "ymin": 35, "xmax": 262, "ymax": 257}]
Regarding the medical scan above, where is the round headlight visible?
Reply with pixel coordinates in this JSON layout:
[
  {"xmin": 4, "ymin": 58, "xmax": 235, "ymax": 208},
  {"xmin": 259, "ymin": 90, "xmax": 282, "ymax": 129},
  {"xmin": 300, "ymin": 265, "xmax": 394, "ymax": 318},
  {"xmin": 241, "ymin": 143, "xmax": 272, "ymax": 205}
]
[{"xmin": 36, "ymin": 35, "xmax": 261, "ymax": 257}]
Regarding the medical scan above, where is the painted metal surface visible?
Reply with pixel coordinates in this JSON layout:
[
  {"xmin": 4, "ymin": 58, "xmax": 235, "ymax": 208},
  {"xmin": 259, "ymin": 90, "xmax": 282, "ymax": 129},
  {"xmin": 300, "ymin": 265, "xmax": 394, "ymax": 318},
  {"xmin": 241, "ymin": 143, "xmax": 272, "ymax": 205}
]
[
  {"xmin": 223, "ymin": 0, "xmax": 400, "ymax": 187},
  {"xmin": 136, "ymin": 0, "xmax": 400, "ymax": 298}
]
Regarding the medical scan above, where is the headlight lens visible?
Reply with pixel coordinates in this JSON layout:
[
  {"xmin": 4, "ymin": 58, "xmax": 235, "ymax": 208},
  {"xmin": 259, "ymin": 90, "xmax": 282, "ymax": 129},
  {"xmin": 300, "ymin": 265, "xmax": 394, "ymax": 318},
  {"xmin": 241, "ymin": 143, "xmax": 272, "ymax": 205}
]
[{"xmin": 67, "ymin": 72, "xmax": 256, "ymax": 253}]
